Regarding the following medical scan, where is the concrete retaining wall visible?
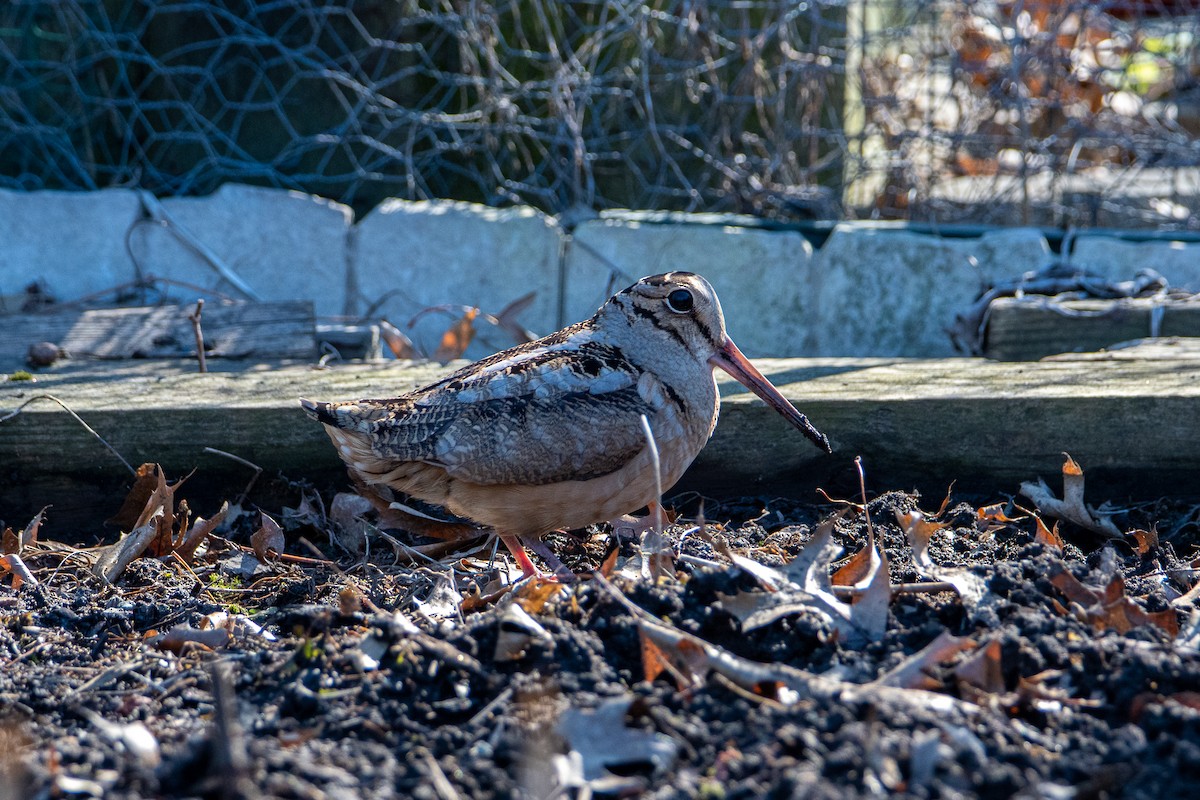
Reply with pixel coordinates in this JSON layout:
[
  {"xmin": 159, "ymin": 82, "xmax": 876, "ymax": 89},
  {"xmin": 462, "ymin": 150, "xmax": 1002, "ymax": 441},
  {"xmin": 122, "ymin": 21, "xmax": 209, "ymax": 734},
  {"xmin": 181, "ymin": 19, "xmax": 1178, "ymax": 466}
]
[{"xmin": 3, "ymin": 184, "xmax": 1191, "ymax": 357}]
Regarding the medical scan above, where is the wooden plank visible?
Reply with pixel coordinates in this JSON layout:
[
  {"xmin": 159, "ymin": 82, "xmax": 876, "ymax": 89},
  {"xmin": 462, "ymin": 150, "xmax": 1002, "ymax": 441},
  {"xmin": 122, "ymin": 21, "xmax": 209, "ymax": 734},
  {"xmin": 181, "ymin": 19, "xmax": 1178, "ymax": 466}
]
[
  {"xmin": 2, "ymin": 346, "xmax": 1198, "ymax": 530},
  {"xmin": 983, "ymin": 296, "xmax": 1200, "ymax": 361},
  {"xmin": 0, "ymin": 302, "xmax": 317, "ymax": 369}
]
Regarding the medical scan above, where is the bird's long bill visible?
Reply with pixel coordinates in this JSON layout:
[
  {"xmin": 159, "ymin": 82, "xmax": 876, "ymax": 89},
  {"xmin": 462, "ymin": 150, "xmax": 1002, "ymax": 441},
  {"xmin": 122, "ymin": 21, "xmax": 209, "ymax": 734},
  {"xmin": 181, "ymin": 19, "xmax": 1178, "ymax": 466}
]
[{"xmin": 709, "ymin": 338, "xmax": 832, "ymax": 453}]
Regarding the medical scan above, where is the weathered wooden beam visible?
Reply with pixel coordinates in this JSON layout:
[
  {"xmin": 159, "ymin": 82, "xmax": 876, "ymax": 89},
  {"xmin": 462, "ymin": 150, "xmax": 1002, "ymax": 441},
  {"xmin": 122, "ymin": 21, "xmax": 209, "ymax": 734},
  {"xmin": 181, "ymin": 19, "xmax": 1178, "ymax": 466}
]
[
  {"xmin": 1, "ymin": 343, "xmax": 1197, "ymax": 532},
  {"xmin": 984, "ymin": 296, "xmax": 1200, "ymax": 361},
  {"xmin": 0, "ymin": 301, "xmax": 317, "ymax": 369}
]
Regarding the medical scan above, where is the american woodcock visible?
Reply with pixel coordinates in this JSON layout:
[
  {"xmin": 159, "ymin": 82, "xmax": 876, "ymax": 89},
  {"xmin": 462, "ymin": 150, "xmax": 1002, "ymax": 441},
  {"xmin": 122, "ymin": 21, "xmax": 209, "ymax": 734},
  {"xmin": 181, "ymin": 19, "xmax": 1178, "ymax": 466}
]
[{"xmin": 301, "ymin": 272, "xmax": 830, "ymax": 578}]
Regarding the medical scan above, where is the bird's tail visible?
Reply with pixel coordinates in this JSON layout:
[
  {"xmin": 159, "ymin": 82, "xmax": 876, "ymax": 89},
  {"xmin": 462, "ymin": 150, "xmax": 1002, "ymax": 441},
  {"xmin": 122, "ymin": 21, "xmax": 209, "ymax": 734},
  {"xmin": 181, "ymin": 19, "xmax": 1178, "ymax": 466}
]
[{"xmin": 299, "ymin": 398, "xmax": 341, "ymax": 426}]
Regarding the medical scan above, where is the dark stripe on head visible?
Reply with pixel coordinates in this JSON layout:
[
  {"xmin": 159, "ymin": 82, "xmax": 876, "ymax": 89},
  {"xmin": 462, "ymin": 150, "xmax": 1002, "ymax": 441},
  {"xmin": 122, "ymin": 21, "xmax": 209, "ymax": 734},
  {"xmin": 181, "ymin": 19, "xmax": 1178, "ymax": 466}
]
[
  {"xmin": 627, "ymin": 299, "xmax": 690, "ymax": 350},
  {"xmin": 693, "ymin": 313, "xmax": 720, "ymax": 348}
]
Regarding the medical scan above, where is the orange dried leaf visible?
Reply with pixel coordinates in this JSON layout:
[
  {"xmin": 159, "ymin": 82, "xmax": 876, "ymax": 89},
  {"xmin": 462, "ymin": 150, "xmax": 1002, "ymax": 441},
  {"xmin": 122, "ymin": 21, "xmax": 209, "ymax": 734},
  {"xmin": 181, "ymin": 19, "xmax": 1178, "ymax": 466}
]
[
  {"xmin": 1049, "ymin": 570, "xmax": 1095, "ymax": 604},
  {"xmin": 1129, "ymin": 528, "xmax": 1159, "ymax": 555},
  {"xmin": 1061, "ymin": 453, "xmax": 1086, "ymax": 511},
  {"xmin": 176, "ymin": 502, "xmax": 231, "ymax": 564},
  {"xmin": 1, "ymin": 528, "xmax": 17, "ymax": 556},
  {"xmin": 1033, "ymin": 515, "xmax": 1064, "ymax": 551},
  {"xmin": 599, "ymin": 544, "xmax": 620, "ymax": 578},
  {"xmin": 136, "ymin": 466, "xmax": 181, "ymax": 558},
  {"xmin": 107, "ymin": 463, "xmax": 160, "ymax": 531},
  {"xmin": 379, "ymin": 319, "xmax": 418, "ymax": 359},
  {"xmin": 433, "ymin": 308, "xmax": 478, "ymax": 363},
  {"xmin": 934, "ymin": 482, "xmax": 955, "ymax": 518},
  {"xmin": 0, "ymin": 553, "xmax": 37, "ymax": 590},
  {"xmin": 515, "ymin": 580, "xmax": 565, "ymax": 614},
  {"xmin": 1050, "ymin": 569, "xmax": 1179, "ymax": 637},
  {"xmin": 977, "ymin": 504, "xmax": 1021, "ymax": 523},
  {"xmin": 953, "ymin": 638, "xmax": 1004, "ymax": 695},
  {"xmin": 832, "ymin": 535, "xmax": 876, "ymax": 587},
  {"xmin": 639, "ymin": 629, "xmax": 670, "ymax": 683}
]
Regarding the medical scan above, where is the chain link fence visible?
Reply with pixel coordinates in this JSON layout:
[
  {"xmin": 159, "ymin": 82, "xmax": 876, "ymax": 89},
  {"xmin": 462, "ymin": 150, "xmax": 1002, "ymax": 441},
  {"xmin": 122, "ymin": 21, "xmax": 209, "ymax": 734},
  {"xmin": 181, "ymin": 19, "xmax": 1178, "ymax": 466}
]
[{"xmin": 3, "ymin": 1, "xmax": 1200, "ymax": 228}]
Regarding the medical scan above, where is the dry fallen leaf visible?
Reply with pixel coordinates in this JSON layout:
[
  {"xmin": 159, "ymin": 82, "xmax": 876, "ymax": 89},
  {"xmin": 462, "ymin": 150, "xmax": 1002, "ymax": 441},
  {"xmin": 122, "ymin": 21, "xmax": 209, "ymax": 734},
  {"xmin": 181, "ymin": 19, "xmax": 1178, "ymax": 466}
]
[
  {"xmin": 897, "ymin": 509, "xmax": 997, "ymax": 624},
  {"xmin": 0, "ymin": 553, "xmax": 37, "ymax": 590},
  {"xmin": 876, "ymin": 630, "xmax": 977, "ymax": 690},
  {"xmin": 107, "ymin": 463, "xmax": 159, "ymax": 530},
  {"xmin": 953, "ymin": 638, "xmax": 1005, "ymax": 697},
  {"xmin": 640, "ymin": 628, "xmax": 672, "ymax": 684},
  {"xmin": 494, "ymin": 602, "xmax": 552, "ymax": 661},
  {"xmin": 1128, "ymin": 528, "xmax": 1159, "ymax": 555},
  {"xmin": 1019, "ymin": 454, "xmax": 1122, "ymax": 540},
  {"xmin": 92, "ymin": 507, "xmax": 165, "ymax": 584},
  {"xmin": 721, "ymin": 516, "xmax": 890, "ymax": 645},
  {"xmin": 1032, "ymin": 514, "xmax": 1065, "ymax": 551},
  {"xmin": 832, "ymin": 529, "xmax": 877, "ymax": 587},
  {"xmin": 1, "ymin": 507, "xmax": 45, "ymax": 557},
  {"xmin": 557, "ymin": 696, "xmax": 680, "ymax": 786},
  {"xmin": 329, "ymin": 492, "xmax": 374, "ymax": 555},
  {"xmin": 433, "ymin": 307, "xmax": 478, "ymax": 363},
  {"xmin": 514, "ymin": 580, "xmax": 566, "ymax": 614},
  {"xmin": 379, "ymin": 319, "xmax": 418, "ymax": 359},
  {"xmin": 175, "ymin": 501, "xmax": 230, "ymax": 564},
  {"xmin": 975, "ymin": 503, "xmax": 1025, "ymax": 535},
  {"xmin": 1049, "ymin": 567, "xmax": 1179, "ymax": 637},
  {"xmin": 251, "ymin": 512, "xmax": 286, "ymax": 562}
]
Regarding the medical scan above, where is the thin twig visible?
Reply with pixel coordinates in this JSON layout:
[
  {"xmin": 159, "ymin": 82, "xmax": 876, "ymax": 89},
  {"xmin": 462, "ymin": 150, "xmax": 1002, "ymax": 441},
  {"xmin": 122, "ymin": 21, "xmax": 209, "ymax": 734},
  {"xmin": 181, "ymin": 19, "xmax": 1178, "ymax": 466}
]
[
  {"xmin": 139, "ymin": 190, "xmax": 261, "ymax": 301},
  {"xmin": 208, "ymin": 660, "xmax": 253, "ymax": 800},
  {"xmin": 0, "ymin": 394, "xmax": 136, "ymax": 476},
  {"xmin": 201, "ymin": 447, "xmax": 261, "ymax": 504},
  {"xmin": 189, "ymin": 299, "xmax": 207, "ymax": 373},
  {"xmin": 855, "ymin": 456, "xmax": 876, "ymax": 543},
  {"xmin": 639, "ymin": 414, "xmax": 664, "ymax": 535},
  {"xmin": 420, "ymin": 750, "xmax": 463, "ymax": 800},
  {"xmin": 675, "ymin": 554, "xmax": 956, "ymax": 598}
]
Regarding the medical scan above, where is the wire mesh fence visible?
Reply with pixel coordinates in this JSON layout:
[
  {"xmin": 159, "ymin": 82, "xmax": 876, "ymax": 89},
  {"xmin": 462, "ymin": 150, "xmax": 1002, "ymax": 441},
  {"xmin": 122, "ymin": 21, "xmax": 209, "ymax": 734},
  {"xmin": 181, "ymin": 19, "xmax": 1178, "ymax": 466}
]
[{"xmin": 3, "ymin": 0, "xmax": 1200, "ymax": 229}]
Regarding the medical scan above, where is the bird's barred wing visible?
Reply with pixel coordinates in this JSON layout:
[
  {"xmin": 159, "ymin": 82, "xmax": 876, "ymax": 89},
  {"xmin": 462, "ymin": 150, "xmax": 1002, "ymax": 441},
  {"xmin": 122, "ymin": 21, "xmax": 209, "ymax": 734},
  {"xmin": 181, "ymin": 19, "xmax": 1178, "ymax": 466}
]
[
  {"xmin": 430, "ymin": 386, "xmax": 654, "ymax": 485},
  {"xmin": 307, "ymin": 341, "xmax": 667, "ymax": 485}
]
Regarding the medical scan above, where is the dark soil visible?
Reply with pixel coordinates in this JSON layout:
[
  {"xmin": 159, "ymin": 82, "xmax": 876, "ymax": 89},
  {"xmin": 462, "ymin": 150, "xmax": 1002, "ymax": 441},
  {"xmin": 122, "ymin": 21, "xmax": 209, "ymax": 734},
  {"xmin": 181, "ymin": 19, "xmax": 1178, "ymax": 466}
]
[{"xmin": 2, "ymin": 481, "xmax": 1199, "ymax": 800}]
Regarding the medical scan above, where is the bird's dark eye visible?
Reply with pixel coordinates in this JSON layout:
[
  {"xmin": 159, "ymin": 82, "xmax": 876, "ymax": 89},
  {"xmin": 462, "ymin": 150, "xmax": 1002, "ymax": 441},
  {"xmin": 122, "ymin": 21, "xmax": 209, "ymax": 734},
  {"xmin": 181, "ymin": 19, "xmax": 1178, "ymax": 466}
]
[{"xmin": 665, "ymin": 288, "xmax": 694, "ymax": 313}]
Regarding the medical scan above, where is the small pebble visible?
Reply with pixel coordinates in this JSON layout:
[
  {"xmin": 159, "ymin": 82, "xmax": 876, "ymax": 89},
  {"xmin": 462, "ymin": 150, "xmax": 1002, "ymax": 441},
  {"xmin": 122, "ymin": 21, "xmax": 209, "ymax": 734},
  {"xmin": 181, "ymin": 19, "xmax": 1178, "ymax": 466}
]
[{"xmin": 27, "ymin": 341, "xmax": 63, "ymax": 367}]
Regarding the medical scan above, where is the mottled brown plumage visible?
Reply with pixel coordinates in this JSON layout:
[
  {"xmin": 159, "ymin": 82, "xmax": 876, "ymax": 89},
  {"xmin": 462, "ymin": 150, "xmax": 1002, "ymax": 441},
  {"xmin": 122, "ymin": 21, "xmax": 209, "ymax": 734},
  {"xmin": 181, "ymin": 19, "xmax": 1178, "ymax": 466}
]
[{"xmin": 302, "ymin": 272, "xmax": 829, "ymax": 578}]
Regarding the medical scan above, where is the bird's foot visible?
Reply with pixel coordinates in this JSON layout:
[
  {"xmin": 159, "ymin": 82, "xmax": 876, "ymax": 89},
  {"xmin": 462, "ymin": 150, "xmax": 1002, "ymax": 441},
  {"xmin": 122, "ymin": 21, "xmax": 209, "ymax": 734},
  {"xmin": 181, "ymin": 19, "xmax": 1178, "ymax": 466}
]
[
  {"xmin": 521, "ymin": 536, "xmax": 578, "ymax": 583},
  {"xmin": 607, "ymin": 501, "xmax": 669, "ymax": 541},
  {"xmin": 498, "ymin": 534, "xmax": 575, "ymax": 583}
]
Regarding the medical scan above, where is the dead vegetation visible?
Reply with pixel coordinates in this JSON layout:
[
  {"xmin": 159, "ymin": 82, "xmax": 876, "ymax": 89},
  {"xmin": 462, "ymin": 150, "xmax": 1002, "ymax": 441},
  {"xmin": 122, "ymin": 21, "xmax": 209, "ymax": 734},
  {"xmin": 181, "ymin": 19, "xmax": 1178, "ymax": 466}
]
[{"xmin": 2, "ymin": 449, "xmax": 1199, "ymax": 798}]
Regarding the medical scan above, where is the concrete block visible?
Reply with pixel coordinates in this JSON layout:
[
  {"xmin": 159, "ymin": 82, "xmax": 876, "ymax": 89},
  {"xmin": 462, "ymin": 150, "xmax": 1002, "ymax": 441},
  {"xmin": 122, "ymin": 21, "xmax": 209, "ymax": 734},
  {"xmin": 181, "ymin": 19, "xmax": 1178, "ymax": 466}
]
[
  {"xmin": 565, "ymin": 218, "xmax": 816, "ymax": 356},
  {"xmin": 811, "ymin": 226, "xmax": 1051, "ymax": 356},
  {"xmin": 0, "ymin": 188, "xmax": 142, "ymax": 304},
  {"xmin": 1070, "ymin": 235, "xmax": 1200, "ymax": 291},
  {"xmin": 353, "ymin": 200, "xmax": 563, "ymax": 359},
  {"xmin": 133, "ymin": 184, "xmax": 353, "ymax": 316}
]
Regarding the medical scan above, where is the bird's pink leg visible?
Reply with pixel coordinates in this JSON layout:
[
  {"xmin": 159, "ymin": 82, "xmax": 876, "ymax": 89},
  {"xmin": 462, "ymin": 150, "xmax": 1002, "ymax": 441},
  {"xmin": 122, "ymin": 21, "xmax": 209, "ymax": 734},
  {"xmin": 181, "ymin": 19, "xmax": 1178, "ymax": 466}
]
[
  {"xmin": 499, "ymin": 534, "xmax": 542, "ymax": 579},
  {"xmin": 521, "ymin": 537, "xmax": 577, "ymax": 582}
]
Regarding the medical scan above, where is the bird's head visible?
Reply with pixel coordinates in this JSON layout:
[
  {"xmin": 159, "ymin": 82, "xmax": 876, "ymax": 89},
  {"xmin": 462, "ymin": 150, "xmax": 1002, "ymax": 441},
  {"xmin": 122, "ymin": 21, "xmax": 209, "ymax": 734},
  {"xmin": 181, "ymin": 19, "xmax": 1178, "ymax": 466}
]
[{"xmin": 604, "ymin": 272, "xmax": 831, "ymax": 453}]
